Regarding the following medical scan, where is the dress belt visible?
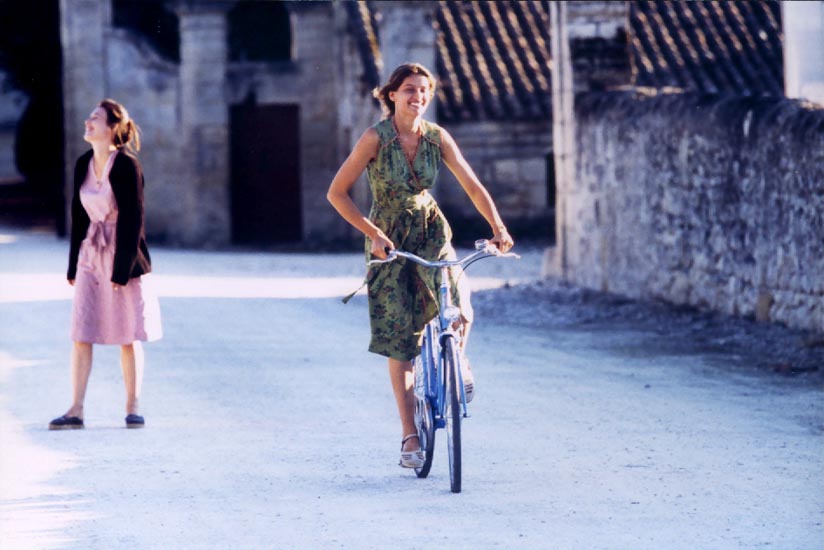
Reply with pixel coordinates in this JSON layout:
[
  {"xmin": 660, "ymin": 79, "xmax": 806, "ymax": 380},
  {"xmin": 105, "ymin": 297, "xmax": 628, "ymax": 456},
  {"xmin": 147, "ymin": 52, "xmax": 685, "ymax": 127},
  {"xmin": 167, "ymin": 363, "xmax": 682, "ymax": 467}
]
[
  {"xmin": 87, "ymin": 221, "xmax": 115, "ymax": 251},
  {"xmin": 372, "ymin": 190, "xmax": 434, "ymax": 214}
]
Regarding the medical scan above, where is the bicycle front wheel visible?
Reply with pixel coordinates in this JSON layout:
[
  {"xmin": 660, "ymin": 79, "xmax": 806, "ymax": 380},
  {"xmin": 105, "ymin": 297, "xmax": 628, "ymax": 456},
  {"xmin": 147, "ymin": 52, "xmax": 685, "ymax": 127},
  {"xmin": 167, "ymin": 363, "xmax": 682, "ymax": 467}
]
[
  {"xmin": 443, "ymin": 337, "xmax": 462, "ymax": 493},
  {"xmin": 414, "ymin": 390, "xmax": 435, "ymax": 478}
]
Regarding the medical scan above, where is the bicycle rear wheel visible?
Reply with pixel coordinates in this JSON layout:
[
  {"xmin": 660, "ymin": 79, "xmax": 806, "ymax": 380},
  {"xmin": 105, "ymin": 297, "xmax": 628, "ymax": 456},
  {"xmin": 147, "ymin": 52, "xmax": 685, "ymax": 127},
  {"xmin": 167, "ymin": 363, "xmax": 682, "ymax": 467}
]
[{"xmin": 443, "ymin": 338, "xmax": 462, "ymax": 493}]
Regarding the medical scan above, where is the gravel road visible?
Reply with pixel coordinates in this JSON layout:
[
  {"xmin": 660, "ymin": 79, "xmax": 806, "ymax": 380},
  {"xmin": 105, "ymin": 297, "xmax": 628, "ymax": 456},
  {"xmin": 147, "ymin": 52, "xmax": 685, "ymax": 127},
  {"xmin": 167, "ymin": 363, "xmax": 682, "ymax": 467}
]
[{"xmin": 1, "ymin": 227, "xmax": 821, "ymax": 549}]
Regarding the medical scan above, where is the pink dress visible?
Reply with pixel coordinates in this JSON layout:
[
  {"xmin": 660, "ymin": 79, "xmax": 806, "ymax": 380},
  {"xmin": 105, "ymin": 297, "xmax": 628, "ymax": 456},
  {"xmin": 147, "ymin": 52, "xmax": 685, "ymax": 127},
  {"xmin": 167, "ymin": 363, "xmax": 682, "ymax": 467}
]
[{"xmin": 70, "ymin": 152, "xmax": 162, "ymax": 345}]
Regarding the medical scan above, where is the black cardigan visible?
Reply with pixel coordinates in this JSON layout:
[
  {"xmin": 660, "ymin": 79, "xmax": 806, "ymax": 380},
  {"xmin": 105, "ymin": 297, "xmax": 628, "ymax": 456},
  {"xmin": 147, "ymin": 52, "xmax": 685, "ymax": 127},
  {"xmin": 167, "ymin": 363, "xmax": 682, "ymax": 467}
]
[{"xmin": 67, "ymin": 149, "xmax": 152, "ymax": 285}]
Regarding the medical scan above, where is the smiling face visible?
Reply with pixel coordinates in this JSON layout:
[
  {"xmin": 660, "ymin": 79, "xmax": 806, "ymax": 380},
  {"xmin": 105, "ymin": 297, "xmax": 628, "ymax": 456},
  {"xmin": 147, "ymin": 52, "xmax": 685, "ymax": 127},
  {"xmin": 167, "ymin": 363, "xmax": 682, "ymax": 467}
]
[
  {"xmin": 83, "ymin": 107, "xmax": 113, "ymax": 145},
  {"xmin": 388, "ymin": 74, "xmax": 432, "ymax": 118}
]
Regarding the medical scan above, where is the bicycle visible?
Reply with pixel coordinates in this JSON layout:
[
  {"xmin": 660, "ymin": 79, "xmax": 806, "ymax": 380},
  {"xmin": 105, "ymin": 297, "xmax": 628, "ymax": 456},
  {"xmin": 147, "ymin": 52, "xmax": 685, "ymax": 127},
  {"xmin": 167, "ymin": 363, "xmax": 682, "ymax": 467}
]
[{"xmin": 369, "ymin": 239, "xmax": 519, "ymax": 493}]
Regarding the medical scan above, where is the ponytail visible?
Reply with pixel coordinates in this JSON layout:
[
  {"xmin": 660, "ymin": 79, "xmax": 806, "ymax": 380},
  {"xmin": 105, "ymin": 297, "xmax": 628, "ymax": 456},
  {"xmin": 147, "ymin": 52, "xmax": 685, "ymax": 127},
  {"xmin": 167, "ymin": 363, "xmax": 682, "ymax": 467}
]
[{"xmin": 99, "ymin": 98, "xmax": 141, "ymax": 152}]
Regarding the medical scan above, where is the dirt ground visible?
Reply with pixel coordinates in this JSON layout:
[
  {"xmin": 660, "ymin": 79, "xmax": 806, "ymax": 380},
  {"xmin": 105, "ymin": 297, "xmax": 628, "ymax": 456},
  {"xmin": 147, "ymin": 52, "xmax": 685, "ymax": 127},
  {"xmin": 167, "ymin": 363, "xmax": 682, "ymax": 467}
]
[
  {"xmin": 474, "ymin": 277, "xmax": 824, "ymax": 384},
  {"xmin": 1, "ymin": 227, "xmax": 822, "ymax": 549}
]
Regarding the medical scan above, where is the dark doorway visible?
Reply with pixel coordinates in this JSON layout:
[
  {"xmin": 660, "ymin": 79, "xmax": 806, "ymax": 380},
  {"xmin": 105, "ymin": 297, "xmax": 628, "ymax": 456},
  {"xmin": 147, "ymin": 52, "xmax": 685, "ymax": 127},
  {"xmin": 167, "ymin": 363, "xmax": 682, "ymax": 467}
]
[
  {"xmin": 230, "ymin": 103, "xmax": 301, "ymax": 244},
  {"xmin": 0, "ymin": 0, "xmax": 65, "ymax": 235}
]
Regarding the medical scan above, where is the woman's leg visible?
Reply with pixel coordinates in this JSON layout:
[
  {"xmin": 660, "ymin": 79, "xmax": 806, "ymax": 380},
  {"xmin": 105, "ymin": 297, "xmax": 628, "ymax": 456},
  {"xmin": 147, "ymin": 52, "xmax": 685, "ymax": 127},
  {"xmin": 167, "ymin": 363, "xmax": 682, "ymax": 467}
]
[
  {"xmin": 120, "ymin": 341, "xmax": 144, "ymax": 415},
  {"xmin": 457, "ymin": 319, "xmax": 475, "ymax": 401},
  {"xmin": 388, "ymin": 358, "xmax": 419, "ymax": 451},
  {"xmin": 460, "ymin": 319, "xmax": 472, "ymax": 350},
  {"xmin": 65, "ymin": 342, "xmax": 93, "ymax": 418}
]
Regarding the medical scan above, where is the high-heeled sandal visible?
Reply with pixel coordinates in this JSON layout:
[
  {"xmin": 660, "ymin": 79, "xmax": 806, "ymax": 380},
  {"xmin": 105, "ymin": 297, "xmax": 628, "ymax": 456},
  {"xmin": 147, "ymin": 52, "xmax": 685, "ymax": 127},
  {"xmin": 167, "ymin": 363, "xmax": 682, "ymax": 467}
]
[{"xmin": 399, "ymin": 433, "xmax": 425, "ymax": 468}]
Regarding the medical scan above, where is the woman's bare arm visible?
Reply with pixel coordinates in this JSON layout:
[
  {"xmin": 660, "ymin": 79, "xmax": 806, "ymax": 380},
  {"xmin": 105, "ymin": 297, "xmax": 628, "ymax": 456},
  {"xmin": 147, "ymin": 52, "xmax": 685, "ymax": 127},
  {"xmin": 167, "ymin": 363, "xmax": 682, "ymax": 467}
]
[
  {"xmin": 440, "ymin": 128, "xmax": 514, "ymax": 251},
  {"xmin": 327, "ymin": 128, "xmax": 394, "ymax": 257}
]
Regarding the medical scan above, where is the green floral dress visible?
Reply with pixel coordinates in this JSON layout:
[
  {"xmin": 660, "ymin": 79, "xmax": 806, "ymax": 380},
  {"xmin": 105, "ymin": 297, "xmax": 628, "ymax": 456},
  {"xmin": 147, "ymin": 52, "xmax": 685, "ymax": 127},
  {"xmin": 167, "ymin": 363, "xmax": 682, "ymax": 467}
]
[{"xmin": 363, "ymin": 117, "xmax": 473, "ymax": 361}]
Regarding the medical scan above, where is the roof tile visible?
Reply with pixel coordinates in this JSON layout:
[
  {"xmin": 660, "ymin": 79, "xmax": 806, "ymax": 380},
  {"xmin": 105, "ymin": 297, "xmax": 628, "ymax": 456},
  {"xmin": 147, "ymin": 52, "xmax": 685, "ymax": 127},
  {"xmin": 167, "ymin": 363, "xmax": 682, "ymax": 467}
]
[
  {"xmin": 630, "ymin": 0, "xmax": 783, "ymax": 96},
  {"xmin": 347, "ymin": 1, "xmax": 785, "ymax": 122}
]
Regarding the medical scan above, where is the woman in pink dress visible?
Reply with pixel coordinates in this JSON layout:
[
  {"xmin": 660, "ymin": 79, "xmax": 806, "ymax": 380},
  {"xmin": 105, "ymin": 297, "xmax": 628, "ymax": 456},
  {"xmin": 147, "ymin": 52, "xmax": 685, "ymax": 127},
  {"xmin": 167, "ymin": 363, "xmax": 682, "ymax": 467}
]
[{"xmin": 49, "ymin": 99, "xmax": 161, "ymax": 430}]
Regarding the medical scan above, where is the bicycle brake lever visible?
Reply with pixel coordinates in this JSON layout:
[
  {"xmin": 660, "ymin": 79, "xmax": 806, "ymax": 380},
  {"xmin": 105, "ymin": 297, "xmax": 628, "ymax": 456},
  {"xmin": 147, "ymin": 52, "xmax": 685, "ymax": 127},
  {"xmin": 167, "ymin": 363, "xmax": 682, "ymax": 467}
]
[
  {"xmin": 367, "ymin": 248, "xmax": 398, "ymax": 266},
  {"xmin": 485, "ymin": 245, "xmax": 521, "ymax": 260}
]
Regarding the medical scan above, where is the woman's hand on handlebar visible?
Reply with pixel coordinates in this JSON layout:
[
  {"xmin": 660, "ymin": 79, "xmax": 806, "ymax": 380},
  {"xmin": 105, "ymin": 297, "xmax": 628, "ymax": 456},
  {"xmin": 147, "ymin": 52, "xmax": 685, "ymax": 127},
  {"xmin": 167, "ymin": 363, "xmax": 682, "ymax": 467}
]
[
  {"xmin": 369, "ymin": 229, "xmax": 395, "ymax": 259},
  {"xmin": 490, "ymin": 226, "xmax": 514, "ymax": 253}
]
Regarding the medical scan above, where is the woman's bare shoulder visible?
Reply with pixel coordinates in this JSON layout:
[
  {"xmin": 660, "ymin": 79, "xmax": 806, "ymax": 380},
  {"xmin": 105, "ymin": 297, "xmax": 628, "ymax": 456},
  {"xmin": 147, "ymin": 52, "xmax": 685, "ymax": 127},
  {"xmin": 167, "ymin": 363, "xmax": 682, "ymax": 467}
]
[
  {"xmin": 354, "ymin": 127, "xmax": 380, "ymax": 157},
  {"xmin": 361, "ymin": 126, "xmax": 379, "ymax": 143}
]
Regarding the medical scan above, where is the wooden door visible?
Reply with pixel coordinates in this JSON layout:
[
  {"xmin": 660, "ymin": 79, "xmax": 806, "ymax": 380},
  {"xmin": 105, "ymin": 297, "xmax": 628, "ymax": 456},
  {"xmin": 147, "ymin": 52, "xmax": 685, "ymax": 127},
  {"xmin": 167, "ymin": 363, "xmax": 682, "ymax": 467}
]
[{"xmin": 230, "ymin": 103, "xmax": 301, "ymax": 244}]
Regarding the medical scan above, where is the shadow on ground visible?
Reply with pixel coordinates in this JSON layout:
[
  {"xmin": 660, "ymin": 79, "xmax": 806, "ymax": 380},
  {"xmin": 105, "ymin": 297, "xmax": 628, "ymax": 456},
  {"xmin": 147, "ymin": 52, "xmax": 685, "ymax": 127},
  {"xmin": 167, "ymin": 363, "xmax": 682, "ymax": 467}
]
[{"xmin": 473, "ymin": 279, "xmax": 824, "ymax": 386}]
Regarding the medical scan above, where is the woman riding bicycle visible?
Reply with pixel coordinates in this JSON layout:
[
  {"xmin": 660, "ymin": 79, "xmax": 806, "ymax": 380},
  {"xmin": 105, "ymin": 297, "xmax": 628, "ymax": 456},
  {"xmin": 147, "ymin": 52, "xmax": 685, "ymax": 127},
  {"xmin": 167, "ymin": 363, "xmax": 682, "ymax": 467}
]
[{"xmin": 327, "ymin": 63, "xmax": 514, "ymax": 469}]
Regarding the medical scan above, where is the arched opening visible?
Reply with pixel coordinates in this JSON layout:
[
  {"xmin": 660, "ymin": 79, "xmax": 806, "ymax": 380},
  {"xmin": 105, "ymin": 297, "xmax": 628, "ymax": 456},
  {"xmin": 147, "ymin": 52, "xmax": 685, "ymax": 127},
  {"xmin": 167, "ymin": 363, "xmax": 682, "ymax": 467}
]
[
  {"xmin": 112, "ymin": 0, "xmax": 180, "ymax": 63},
  {"xmin": 228, "ymin": 1, "xmax": 292, "ymax": 62},
  {"xmin": 0, "ymin": 0, "xmax": 65, "ymax": 234}
]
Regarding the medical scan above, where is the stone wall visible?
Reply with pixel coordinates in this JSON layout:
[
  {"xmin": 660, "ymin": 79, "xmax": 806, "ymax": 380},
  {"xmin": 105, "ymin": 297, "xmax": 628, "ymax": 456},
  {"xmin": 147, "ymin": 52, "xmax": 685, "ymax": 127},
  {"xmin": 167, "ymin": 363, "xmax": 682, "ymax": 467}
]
[
  {"xmin": 59, "ymin": 1, "xmax": 375, "ymax": 247},
  {"xmin": 332, "ymin": 4, "xmax": 382, "ymax": 243},
  {"xmin": 177, "ymin": 4, "xmax": 230, "ymax": 246},
  {"xmin": 107, "ymin": 29, "xmax": 181, "ymax": 243},
  {"xmin": 549, "ymin": 91, "xmax": 824, "ymax": 332},
  {"xmin": 437, "ymin": 120, "xmax": 553, "ymax": 242},
  {"xmin": 225, "ymin": 3, "xmax": 350, "ymax": 243},
  {"xmin": 60, "ymin": 0, "xmax": 108, "ymax": 205},
  {"xmin": 60, "ymin": 0, "xmax": 230, "ymax": 246}
]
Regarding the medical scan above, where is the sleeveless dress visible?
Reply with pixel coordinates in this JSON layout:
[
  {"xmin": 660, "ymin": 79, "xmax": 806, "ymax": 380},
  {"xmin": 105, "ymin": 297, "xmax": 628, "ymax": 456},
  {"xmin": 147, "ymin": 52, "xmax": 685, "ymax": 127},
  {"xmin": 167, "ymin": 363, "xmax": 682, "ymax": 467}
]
[
  {"xmin": 70, "ymin": 152, "xmax": 162, "ymax": 345},
  {"xmin": 364, "ymin": 118, "xmax": 473, "ymax": 361}
]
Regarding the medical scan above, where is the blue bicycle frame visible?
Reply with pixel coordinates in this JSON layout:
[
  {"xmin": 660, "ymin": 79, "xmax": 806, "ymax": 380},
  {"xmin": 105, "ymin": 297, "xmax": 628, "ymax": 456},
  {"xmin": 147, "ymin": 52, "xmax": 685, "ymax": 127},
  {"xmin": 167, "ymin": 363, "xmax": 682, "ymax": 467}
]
[
  {"xmin": 371, "ymin": 239, "xmax": 519, "ymax": 491},
  {"xmin": 415, "ymin": 264, "xmax": 468, "ymax": 424}
]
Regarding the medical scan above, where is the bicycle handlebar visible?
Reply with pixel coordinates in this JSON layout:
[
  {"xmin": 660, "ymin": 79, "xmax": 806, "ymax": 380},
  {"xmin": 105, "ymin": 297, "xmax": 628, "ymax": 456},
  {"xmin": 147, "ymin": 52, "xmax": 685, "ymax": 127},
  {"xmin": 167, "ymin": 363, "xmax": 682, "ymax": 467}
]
[{"xmin": 367, "ymin": 239, "xmax": 520, "ymax": 269}]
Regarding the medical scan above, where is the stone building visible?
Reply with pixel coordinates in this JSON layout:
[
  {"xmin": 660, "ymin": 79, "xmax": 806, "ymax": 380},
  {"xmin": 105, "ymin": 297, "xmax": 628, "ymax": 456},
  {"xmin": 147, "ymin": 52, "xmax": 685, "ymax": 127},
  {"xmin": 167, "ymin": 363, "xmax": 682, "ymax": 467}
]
[
  {"xmin": 59, "ymin": 0, "xmax": 386, "ymax": 247},
  {"xmin": 428, "ymin": 1, "xmax": 555, "ymax": 240},
  {"xmin": 2, "ymin": 0, "xmax": 559, "ymax": 247},
  {"xmin": 548, "ymin": 0, "xmax": 824, "ymax": 333},
  {"xmin": 1, "ymin": 0, "xmax": 821, "ymax": 332}
]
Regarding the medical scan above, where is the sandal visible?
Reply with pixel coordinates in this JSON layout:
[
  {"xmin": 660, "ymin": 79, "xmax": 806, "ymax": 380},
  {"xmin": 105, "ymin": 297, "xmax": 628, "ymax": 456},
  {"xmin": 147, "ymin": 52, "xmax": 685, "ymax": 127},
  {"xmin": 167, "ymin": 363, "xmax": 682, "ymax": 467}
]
[
  {"xmin": 459, "ymin": 351, "xmax": 475, "ymax": 403},
  {"xmin": 48, "ymin": 415, "xmax": 84, "ymax": 430},
  {"xmin": 399, "ymin": 433, "xmax": 425, "ymax": 468}
]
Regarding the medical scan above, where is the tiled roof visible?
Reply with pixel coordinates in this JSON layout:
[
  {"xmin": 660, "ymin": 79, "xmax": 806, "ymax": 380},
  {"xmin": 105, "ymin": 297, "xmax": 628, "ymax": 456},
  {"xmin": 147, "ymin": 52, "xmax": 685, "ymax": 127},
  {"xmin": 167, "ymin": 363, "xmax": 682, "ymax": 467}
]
[
  {"xmin": 344, "ymin": 0, "xmax": 553, "ymax": 122},
  {"xmin": 434, "ymin": 0, "xmax": 553, "ymax": 122},
  {"xmin": 346, "ymin": 1, "xmax": 785, "ymax": 122},
  {"xmin": 629, "ymin": 0, "xmax": 784, "ymax": 96},
  {"xmin": 344, "ymin": 1, "xmax": 383, "ymax": 94}
]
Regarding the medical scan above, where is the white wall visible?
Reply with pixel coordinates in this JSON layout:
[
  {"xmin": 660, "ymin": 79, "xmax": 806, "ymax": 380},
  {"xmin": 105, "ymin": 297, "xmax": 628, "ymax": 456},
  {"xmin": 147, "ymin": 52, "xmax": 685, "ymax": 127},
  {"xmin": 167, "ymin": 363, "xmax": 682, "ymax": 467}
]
[{"xmin": 783, "ymin": 0, "xmax": 824, "ymax": 106}]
